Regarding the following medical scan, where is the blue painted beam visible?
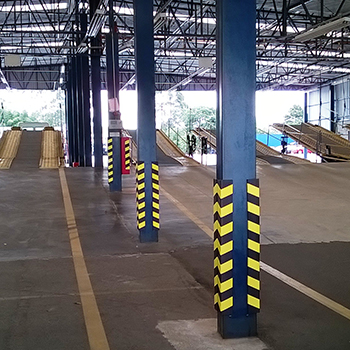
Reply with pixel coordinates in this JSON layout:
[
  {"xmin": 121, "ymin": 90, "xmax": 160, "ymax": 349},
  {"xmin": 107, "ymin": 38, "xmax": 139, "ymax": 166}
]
[
  {"xmin": 80, "ymin": 13, "xmax": 92, "ymax": 167},
  {"xmin": 90, "ymin": 0, "xmax": 103, "ymax": 168},
  {"xmin": 134, "ymin": 0, "xmax": 158, "ymax": 242},
  {"xmin": 216, "ymin": 0, "xmax": 257, "ymax": 338},
  {"xmin": 71, "ymin": 57, "xmax": 79, "ymax": 165}
]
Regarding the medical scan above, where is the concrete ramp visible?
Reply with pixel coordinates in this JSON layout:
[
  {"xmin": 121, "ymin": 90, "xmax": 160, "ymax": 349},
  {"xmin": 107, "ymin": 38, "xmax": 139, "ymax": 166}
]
[
  {"xmin": 0, "ymin": 130, "xmax": 23, "ymax": 169},
  {"xmin": 11, "ymin": 131, "xmax": 42, "ymax": 170}
]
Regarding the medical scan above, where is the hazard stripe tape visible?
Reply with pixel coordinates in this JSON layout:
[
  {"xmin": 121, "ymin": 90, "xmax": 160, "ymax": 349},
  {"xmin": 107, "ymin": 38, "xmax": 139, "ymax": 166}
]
[
  {"xmin": 125, "ymin": 139, "xmax": 130, "ymax": 170},
  {"xmin": 136, "ymin": 162, "xmax": 146, "ymax": 230},
  {"xmin": 108, "ymin": 139, "xmax": 113, "ymax": 184},
  {"xmin": 152, "ymin": 162, "xmax": 160, "ymax": 230},
  {"xmin": 247, "ymin": 179, "xmax": 260, "ymax": 314},
  {"xmin": 213, "ymin": 179, "xmax": 234, "ymax": 314}
]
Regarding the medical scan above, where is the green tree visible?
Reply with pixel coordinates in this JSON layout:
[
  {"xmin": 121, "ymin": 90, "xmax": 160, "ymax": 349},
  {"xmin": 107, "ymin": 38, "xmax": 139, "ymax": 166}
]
[
  {"xmin": 159, "ymin": 92, "xmax": 216, "ymax": 154},
  {"xmin": 0, "ymin": 109, "xmax": 35, "ymax": 127},
  {"xmin": 284, "ymin": 105, "xmax": 303, "ymax": 125},
  {"xmin": 185, "ymin": 106, "xmax": 216, "ymax": 131}
]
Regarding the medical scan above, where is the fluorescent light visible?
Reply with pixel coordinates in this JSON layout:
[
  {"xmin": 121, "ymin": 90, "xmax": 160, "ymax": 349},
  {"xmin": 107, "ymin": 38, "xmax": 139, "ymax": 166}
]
[{"xmin": 295, "ymin": 17, "xmax": 350, "ymax": 42}]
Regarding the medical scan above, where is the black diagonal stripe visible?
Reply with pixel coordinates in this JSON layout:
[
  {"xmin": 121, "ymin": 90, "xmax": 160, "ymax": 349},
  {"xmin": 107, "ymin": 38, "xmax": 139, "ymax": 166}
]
[
  {"xmin": 247, "ymin": 193, "xmax": 259, "ymax": 206},
  {"xmin": 247, "ymin": 267, "xmax": 260, "ymax": 280},
  {"xmin": 214, "ymin": 231, "xmax": 234, "ymax": 246},
  {"xmin": 247, "ymin": 179, "xmax": 259, "ymax": 187},
  {"xmin": 214, "ymin": 269, "xmax": 233, "ymax": 283},
  {"xmin": 248, "ymin": 286, "xmax": 260, "ymax": 299},
  {"xmin": 213, "ymin": 194, "xmax": 233, "ymax": 208},
  {"xmin": 248, "ymin": 305, "xmax": 259, "ymax": 314},
  {"xmin": 213, "ymin": 213, "xmax": 233, "ymax": 227},
  {"xmin": 248, "ymin": 212, "xmax": 259, "ymax": 225},
  {"xmin": 248, "ymin": 231, "xmax": 260, "ymax": 243},
  {"xmin": 214, "ymin": 249, "xmax": 234, "ymax": 265},
  {"xmin": 248, "ymin": 249, "xmax": 260, "ymax": 262},
  {"xmin": 215, "ymin": 288, "xmax": 234, "ymax": 302}
]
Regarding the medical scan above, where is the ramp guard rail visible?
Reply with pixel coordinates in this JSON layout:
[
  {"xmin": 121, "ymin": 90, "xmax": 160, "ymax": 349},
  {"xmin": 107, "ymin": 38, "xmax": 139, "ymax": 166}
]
[{"xmin": 273, "ymin": 123, "xmax": 350, "ymax": 162}]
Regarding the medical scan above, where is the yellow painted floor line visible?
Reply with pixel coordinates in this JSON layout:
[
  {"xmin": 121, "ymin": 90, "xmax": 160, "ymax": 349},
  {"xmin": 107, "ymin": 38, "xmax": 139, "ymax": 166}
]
[
  {"xmin": 161, "ymin": 185, "xmax": 350, "ymax": 322},
  {"xmin": 59, "ymin": 168, "xmax": 110, "ymax": 350}
]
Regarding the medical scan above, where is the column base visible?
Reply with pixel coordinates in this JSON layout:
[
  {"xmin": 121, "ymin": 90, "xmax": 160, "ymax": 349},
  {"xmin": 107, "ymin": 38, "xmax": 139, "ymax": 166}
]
[
  {"xmin": 217, "ymin": 313, "xmax": 257, "ymax": 339},
  {"xmin": 139, "ymin": 229, "xmax": 158, "ymax": 243}
]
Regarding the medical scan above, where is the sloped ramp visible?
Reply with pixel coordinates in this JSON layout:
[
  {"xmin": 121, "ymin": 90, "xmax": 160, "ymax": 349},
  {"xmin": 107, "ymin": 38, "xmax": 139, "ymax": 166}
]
[
  {"xmin": 0, "ymin": 129, "xmax": 23, "ymax": 169},
  {"xmin": 10, "ymin": 130, "xmax": 42, "ymax": 170},
  {"xmin": 39, "ymin": 128, "xmax": 64, "ymax": 169},
  {"xmin": 127, "ymin": 129, "xmax": 200, "ymax": 166},
  {"xmin": 193, "ymin": 127, "xmax": 309, "ymax": 165},
  {"xmin": 156, "ymin": 129, "xmax": 200, "ymax": 166},
  {"xmin": 273, "ymin": 122, "xmax": 350, "ymax": 161}
]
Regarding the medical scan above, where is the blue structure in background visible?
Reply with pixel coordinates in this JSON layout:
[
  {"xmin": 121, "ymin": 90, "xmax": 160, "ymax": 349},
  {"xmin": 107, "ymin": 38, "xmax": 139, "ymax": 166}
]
[{"xmin": 256, "ymin": 134, "xmax": 293, "ymax": 147}]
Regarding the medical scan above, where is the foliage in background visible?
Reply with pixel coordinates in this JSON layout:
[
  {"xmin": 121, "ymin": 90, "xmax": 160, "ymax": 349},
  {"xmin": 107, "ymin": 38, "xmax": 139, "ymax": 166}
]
[
  {"xmin": 0, "ymin": 91, "xmax": 64, "ymax": 127},
  {"xmin": 284, "ymin": 105, "xmax": 303, "ymax": 125},
  {"xmin": 161, "ymin": 92, "xmax": 216, "ymax": 153}
]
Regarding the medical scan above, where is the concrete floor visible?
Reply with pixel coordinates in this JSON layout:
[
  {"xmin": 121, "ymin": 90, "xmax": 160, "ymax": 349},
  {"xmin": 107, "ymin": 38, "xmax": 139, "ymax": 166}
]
[{"xmin": 0, "ymin": 159, "xmax": 349, "ymax": 349}]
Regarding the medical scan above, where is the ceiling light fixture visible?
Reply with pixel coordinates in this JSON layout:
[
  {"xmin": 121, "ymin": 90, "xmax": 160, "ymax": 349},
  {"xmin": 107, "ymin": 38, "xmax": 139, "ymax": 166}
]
[{"xmin": 295, "ymin": 16, "xmax": 350, "ymax": 42}]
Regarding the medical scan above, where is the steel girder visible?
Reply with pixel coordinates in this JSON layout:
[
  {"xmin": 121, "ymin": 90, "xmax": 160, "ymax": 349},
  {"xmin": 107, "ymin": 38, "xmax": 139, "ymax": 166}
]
[{"xmin": 0, "ymin": 0, "xmax": 350, "ymax": 91}]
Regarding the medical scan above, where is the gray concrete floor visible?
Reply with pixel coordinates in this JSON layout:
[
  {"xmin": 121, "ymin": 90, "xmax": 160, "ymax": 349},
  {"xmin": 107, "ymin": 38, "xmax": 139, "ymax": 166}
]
[{"xmin": 0, "ymin": 160, "xmax": 349, "ymax": 349}]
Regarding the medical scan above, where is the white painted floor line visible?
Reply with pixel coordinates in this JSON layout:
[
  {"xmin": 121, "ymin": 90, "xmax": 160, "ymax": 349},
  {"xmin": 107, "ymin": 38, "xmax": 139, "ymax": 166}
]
[
  {"xmin": 260, "ymin": 262, "xmax": 350, "ymax": 321},
  {"xmin": 161, "ymin": 186, "xmax": 350, "ymax": 322}
]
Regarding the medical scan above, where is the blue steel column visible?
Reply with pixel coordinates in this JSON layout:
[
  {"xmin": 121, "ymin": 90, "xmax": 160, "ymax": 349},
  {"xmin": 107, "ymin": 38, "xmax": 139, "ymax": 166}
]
[
  {"xmin": 134, "ymin": 0, "xmax": 158, "ymax": 242},
  {"xmin": 90, "ymin": 0, "xmax": 103, "ymax": 168},
  {"xmin": 80, "ymin": 13, "xmax": 92, "ymax": 167},
  {"xmin": 71, "ymin": 57, "xmax": 79, "ymax": 164},
  {"xmin": 106, "ymin": 0, "xmax": 122, "ymax": 191},
  {"xmin": 76, "ymin": 54, "xmax": 85, "ymax": 166},
  {"xmin": 216, "ymin": 0, "xmax": 257, "ymax": 338}
]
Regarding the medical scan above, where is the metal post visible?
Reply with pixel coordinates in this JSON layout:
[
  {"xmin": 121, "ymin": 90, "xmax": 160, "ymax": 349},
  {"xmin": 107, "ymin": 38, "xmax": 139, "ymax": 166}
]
[
  {"xmin": 304, "ymin": 92, "xmax": 308, "ymax": 158},
  {"xmin": 66, "ymin": 66, "xmax": 74, "ymax": 166},
  {"xmin": 134, "ymin": 0, "xmax": 158, "ymax": 243},
  {"xmin": 71, "ymin": 57, "xmax": 79, "ymax": 164},
  {"xmin": 106, "ymin": 0, "xmax": 122, "ymax": 191},
  {"xmin": 90, "ymin": 0, "xmax": 103, "ymax": 168},
  {"xmin": 215, "ymin": 0, "xmax": 258, "ymax": 338},
  {"xmin": 76, "ymin": 54, "xmax": 85, "ymax": 166},
  {"xmin": 80, "ymin": 13, "xmax": 92, "ymax": 167},
  {"xmin": 330, "ymin": 85, "xmax": 335, "ymax": 133}
]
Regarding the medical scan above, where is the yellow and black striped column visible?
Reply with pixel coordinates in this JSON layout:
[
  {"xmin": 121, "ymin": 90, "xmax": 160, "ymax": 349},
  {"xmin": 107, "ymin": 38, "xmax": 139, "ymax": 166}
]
[
  {"xmin": 247, "ymin": 179, "xmax": 260, "ymax": 314},
  {"xmin": 125, "ymin": 139, "xmax": 131, "ymax": 171},
  {"xmin": 136, "ymin": 162, "xmax": 146, "ymax": 230},
  {"xmin": 152, "ymin": 162, "xmax": 160, "ymax": 229},
  {"xmin": 213, "ymin": 180, "xmax": 234, "ymax": 314},
  {"xmin": 108, "ymin": 138, "xmax": 113, "ymax": 184}
]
